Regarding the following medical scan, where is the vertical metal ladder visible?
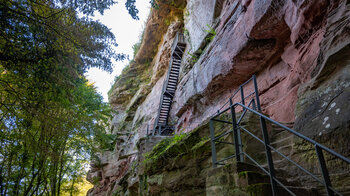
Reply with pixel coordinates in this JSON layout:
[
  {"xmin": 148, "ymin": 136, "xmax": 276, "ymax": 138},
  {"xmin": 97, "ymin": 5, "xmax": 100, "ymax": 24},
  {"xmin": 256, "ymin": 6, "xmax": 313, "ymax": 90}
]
[{"xmin": 152, "ymin": 32, "xmax": 186, "ymax": 135}]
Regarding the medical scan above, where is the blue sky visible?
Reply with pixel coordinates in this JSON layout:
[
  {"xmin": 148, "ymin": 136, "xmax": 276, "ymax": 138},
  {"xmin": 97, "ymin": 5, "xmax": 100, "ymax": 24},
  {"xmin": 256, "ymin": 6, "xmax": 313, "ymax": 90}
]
[{"xmin": 85, "ymin": 0, "xmax": 150, "ymax": 101}]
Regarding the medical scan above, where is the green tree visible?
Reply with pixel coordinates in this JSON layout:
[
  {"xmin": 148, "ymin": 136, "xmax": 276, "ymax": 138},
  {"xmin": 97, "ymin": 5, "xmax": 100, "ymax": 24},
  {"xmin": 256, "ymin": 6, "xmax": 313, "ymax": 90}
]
[{"xmin": 0, "ymin": 0, "xmax": 138, "ymax": 195}]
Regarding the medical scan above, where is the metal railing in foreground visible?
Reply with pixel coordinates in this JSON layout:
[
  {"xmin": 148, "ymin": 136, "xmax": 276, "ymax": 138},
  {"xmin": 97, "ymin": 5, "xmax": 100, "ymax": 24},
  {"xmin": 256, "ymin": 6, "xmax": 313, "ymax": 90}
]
[{"xmin": 209, "ymin": 75, "xmax": 350, "ymax": 196}]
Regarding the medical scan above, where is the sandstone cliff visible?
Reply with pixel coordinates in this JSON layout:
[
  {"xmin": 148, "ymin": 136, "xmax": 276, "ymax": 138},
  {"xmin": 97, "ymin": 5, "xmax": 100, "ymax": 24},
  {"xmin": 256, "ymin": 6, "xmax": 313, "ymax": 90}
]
[{"xmin": 87, "ymin": 0, "xmax": 350, "ymax": 195}]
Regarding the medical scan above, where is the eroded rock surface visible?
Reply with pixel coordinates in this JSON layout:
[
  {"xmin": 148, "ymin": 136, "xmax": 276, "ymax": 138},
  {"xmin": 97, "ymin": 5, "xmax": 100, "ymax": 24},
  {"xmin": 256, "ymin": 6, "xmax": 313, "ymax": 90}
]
[{"xmin": 88, "ymin": 0, "xmax": 350, "ymax": 195}]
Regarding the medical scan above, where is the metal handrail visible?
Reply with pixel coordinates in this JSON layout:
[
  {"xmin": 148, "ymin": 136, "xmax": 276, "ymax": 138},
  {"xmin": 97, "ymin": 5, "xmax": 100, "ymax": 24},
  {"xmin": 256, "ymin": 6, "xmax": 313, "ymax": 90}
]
[
  {"xmin": 214, "ymin": 76, "xmax": 255, "ymax": 115},
  {"xmin": 211, "ymin": 103, "xmax": 350, "ymax": 164},
  {"xmin": 152, "ymin": 32, "xmax": 186, "ymax": 136},
  {"xmin": 232, "ymin": 103, "xmax": 350, "ymax": 164},
  {"xmin": 171, "ymin": 32, "xmax": 185, "ymax": 54},
  {"xmin": 209, "ymin": 75, "xmax": 350, "ymax": 196},
  {"xmin": 234, "ymin": 103, "xmax": 348, "ymax": 196}
]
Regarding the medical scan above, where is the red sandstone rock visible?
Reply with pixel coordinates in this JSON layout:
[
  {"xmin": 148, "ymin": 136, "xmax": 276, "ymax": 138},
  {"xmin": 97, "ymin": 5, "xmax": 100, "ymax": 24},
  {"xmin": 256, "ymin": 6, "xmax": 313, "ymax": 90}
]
[{"xmin": 90, "ymin": 0, "xmax": 349, "ymax": 195}]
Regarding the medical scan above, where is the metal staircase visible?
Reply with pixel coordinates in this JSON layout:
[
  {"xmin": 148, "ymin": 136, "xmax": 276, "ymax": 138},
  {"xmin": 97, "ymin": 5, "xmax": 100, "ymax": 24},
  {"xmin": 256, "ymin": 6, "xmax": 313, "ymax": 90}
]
[{"xmin": 152, "ymin": 32, "xmax": 186, "ymax": 136}]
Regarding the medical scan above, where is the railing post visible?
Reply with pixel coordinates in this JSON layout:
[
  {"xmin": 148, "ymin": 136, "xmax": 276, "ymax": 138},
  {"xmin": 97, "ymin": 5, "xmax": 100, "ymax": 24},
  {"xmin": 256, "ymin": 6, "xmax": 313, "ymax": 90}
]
[
  {"xmin": 209, "ymin": 119, "xmax": 217, "ymax": 168},
  {"xmin": 240, "ymin": 85, "xmax": 245, "ymax": 106},
  {"xmin": 230, "ymin": 99, "xmax": 243, "ymax": 162},
  {"xmin": 260, "ymin": 116, "xmax": 277, "ymax": 196},
  {"xmin": 253, "ymin": 75, "xmax": 262, "ymax": 111},
  {"xmin": 253, "ymin": 74, "xmax": 276, "ymax": 195},
  {"xmin": 147, "ymin": 124, "xmax": 149, "ymax": 136},
  {"xmin": 251, "ymin": 98, "xmax": 257, "ymax": 111},
  {"xmin": 315, "ymin": 145, "xmax": 334, "ymax": 196}
]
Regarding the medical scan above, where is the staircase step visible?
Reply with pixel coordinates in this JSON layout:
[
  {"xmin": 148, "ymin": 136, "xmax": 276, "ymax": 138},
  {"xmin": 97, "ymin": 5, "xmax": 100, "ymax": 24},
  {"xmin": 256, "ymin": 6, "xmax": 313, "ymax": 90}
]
[
  {"xmin": 154, "ymin": 36, "xmax": 186, "ymax": 136},
  {"xmin": 172, "ymin": 58, "xmax": 182, "ymax": 62},
  {"xmin": 236, "ymin": 171, "xmax": 270, "ymax": 187},
  {"xmin": 169, "ymin": 77, "xmax": 178, "ymax": 80},
  {"xmin": 166, "ymin": 87, "xmax": 175, "ymax": 91},
  {"xmin": 168, "ymin": 79, "xmax": 178, "ymax": 83},
  {"xmin": 270, "ymin": 135, "xmax": 294, "ymax": 147},
  {"xmin": 271, "ymin": 131, "xmax": 293, "ymax": 143},
  {"xmin": 170, "ymin": 68, "xmax": 180, "ymax": 72},
  {"xmin": 168, "ymin": 75, "xmax": 178, "ymax": 79},
  {"xmin": 160, "ymin": 109, "xmax": 170, "ymax": 112},
  {"xmin": 276, "ymin": 185, "xmax": 319, "ymax": 196},
  {"xmin": 271, "ymin": 122, "xmax": 294, "ymax": 132},
  {"xmin": 166, "ymin": 85, "xmax": 176, "ymax": 88},
  {"xmin": 243, "ymin": 180, "xmax": 319, "ymax": 196},
  {"xmin": 169, "ymin": 74, "xmax": 178, "ymax": 78}
]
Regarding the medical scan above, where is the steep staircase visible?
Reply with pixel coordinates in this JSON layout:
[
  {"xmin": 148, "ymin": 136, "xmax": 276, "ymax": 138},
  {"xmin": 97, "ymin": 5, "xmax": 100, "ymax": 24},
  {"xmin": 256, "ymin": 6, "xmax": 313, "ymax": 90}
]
[
  {"xmin": 206, "ymin": 161, "xmax": 319, "ymax": 196},
  {"xmin": 152, "ymin": 33, "xmax": 186, "ymax": 135},
  {"xmin": 209, "ymin": 75, "xmax": 350, "ymax": 196}
]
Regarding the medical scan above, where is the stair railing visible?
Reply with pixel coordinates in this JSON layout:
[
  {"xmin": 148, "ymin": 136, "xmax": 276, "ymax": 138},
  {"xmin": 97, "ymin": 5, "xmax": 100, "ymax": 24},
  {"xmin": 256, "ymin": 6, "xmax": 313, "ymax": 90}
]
[
  {"xmin": 171, "ymin": 32, "xmax": 185, "ymax": 54},
  {"xmin": 210, "ymin": 75, "xmax": 350, "ymax": 196},
  {"xmin": 152, "ymin": 32, "xmax": 186, "ymax": 136}
]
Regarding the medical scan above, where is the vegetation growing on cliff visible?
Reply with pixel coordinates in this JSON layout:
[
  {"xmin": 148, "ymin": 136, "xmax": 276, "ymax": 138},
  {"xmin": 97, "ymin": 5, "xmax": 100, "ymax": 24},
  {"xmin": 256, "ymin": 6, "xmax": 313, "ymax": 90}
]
[{"xmin": 0, "ymin": 0, "xmax": 138, "ymax": 195}]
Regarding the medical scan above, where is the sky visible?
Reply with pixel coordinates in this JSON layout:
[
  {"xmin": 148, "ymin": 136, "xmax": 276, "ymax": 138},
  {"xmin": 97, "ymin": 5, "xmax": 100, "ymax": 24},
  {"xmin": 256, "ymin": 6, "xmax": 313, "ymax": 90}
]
[{"xmin": 85, "ymin": 0, "xmax": 150, "ymax": 101}]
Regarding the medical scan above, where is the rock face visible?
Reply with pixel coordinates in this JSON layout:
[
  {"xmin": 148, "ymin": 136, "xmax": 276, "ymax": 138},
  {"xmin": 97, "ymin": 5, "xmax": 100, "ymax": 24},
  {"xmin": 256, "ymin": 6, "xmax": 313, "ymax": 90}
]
[{"xmin": 88, "ymin": 0, "xmax": 350, "ymax": 195}]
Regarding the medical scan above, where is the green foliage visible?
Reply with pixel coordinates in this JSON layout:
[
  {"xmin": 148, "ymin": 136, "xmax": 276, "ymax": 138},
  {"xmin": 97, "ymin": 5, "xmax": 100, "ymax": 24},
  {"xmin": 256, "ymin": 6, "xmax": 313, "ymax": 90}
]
[
  {"xmin": 184, "ymin": 9, "xmax": 190, "ymax": 18},
  {"xmin": 187, "ymin": 51, "xmax": 198, "ymax": 63},
  {"xmin": 125, "ymin": 0, "xmax": 140, "ymax": 20},
  {"xmin": 108, "ymin": 26, "xmax": 151, "ymax": 99},
  {"xmin": 143, "ymin": 126, "xmax": 212, "ymax": 175},
  {"xmin": 132, "ymin": 27, "xmax": 145, "ymax": 59},
  {"xmin": 143, "ymin": 133, "xmax": 188, "ymax": 164},
  {"xmin": 183, "ymin": 28, "xmax": 191, "ymax": 43},
  {"xmin": 191, "ymin": 136, "xmax": 210, "ymax": 151},
  {"xmin": 187, "ymin": 49, "xmax": 203, "ymax": 64},
  {"xmin": 164, "ymin": 18, "xmax": 171, "ymax": 26},
  {"xmin": 0, "ymin": 0, "xmax": 136, "ymax": 195},
  {"xmin": 150, "ymin": 0, "xmax": 160, "ymax": 9},
  {"xmin": 107, "ymin": 63, "xmax": 131, "ymax": 97},
  {"xmin": 132, "ymin": 42, "xmax": 142, "ymax": 58},
  {"xmin": 205, "ymin": 24, "xmax": 217, "ymax": 42}
]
